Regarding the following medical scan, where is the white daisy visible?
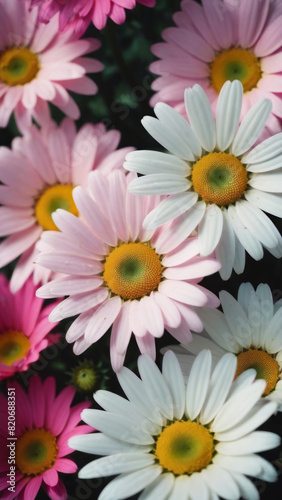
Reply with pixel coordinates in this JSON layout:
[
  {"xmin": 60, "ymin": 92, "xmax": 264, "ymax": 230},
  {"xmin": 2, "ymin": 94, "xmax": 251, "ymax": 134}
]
[
  {"xmin": 167, "ymin": 283, "xmax": 282, "ymax": 411},
  {"xmin": 69, "ymin": 350, "xmax": 280, "ymax": 500},
  {"xmin": 124, "ymin": 80, "xmax": 282, "ymax": 280}
]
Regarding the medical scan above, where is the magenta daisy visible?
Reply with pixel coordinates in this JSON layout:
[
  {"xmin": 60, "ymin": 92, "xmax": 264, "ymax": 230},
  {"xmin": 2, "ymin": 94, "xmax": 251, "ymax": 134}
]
[
  {"xmin": 0, "ymin": 0, "xmax": 102, "ymax": 131},
  {"xmin": 0, "ymin": 376, "xmax": 92, "ymax": 500},
  {"xmin": 30, "ymin": 0, "xmax": 156, "ymax": 32},
  {"xmin": 0, "ymin": 274, "xmax": 61, "ymax": 381},
  {"xmin": 0, "ymin": 119, "xmax": 133, "ymax": 293},
  {"xmin": 35, "ymin": 170, "xmax": 220, "ymax": 372},
  {"xmin": 150, "ymin": 0, "xmax": 282, "ymax": 135}
]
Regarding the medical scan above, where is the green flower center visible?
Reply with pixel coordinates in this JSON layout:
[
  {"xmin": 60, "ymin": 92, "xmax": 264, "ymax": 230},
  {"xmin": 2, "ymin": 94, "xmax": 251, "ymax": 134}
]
[
  {"xmin": 16, "ymin": 428, "xmax": 58, "ymax": 476},
  {"xmin": 0, "ymin": 47, "xmax": 39, "ymax": 86},
  {"xmin": 210, "ymin": 47, "xmax": 261, "ymax": 94},
  {"xmin": 155, "ymin": 421, "xmax": 214, "ymax": 475},
  {"xmin": 103, "ymin": 242, "xmax": 162, "ymax": 300}
]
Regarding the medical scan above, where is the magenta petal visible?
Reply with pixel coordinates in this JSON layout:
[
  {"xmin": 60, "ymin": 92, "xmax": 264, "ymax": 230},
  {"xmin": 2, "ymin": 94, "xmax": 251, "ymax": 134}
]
[
  {"xmin": 43, "ymin": 468, "xmax": 59, "ymax": 487},
  {"xmin": 23, "ymin": 475, "xmax": 42, "ymax": 500},
  {"xmin": 55, "ymin": 458, "xmax": 78, "ymax": 473},
  {"xmin": 43, "ymin": 479, "xmax": 68, "ymax": 500}
]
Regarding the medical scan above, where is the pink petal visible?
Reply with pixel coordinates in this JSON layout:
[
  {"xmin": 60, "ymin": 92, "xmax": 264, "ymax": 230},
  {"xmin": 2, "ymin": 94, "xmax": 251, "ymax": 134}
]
[
  {"xmin": 84, "ymin": 296, "xmax": 122, "ymax": 343},
  {"xmin": 46, "ymin": 386, "xmax": 75, "ymax": 436},
  {"xmin": 23, "ymin": 475, "xmax": 42, "ymax": 500},
  {"xmin": 138, "ymin": 295, "xmax": 164, "ymax": 338},
  {"xmin": 158, "ymin": 279, "xmax": 211, "ymax": 307},
  {"xmin": 110, "ymin": 301, "xmax": 132, "ymax": 354},
  {"xmin": 0, "ymin": 225, "xmax": 41, "ymax": 268},
  {"xmin": 135, "ymin": 332, "xmax": 156, "ymax": 359},
  {"xmin": 153, "ymin": 291, "xmax": 181, "ymax": 328}
]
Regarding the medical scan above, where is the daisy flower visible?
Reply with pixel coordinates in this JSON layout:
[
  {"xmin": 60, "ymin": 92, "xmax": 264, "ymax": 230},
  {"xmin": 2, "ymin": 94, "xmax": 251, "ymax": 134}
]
[
  {"xmin": 0, "ymin": 119, "xmax": 133, "ymax": 293},
  {"xmin": 0, "ymin": 0, "xmax": 102, "ymax": 131},
  {"xmin": 30, "ymin": 0, "xmax": 156, "ymax": 32},
  {"xmin": 124, "ymin": 80, "xmax": 282, "ymax": 280},
  {"xmin": 0, "ymin": 274, "xmax": 60, "ymax": 381},
  {"xmin": 35, "ymin": 169, "xmax": 220, "ymax": 372},
  {"xmin": 168, "ymin": 282, "xmax": 282, "ymax": 412},
  {"xmin": 0, "ymin": 376, "xmax": 92, "ymax": 500},
  {"xmin": 150, "ymin": 0, "xmax": 282, "ymax": 135},
  {"xmin": 69, "ymin": 350, "xmax": 280, "ymax": 500}
]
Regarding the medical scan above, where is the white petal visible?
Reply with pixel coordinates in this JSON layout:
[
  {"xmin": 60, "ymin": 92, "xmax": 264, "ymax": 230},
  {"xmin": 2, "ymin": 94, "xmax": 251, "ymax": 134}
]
[
  {"xmin": 227, "ymin": 369, "xmax": 257, "ymax": 400},
  {"xmin": 201, "ymin": 465, "xmax": 240, "ymax": 500},
  {"xmin": 249, "ymin": 169, "xmax": 282, "ymax": 192},
  {"xmin": 216, "ymin": 431, "xmax": 281, "ymax": 455},
  {"xmin": 162, "ymin": 351, "xmax": 185, "ymax": 420},
  {"xmin": 265, "ymin": 306, "xmax": 282, "ymax": 353},
  {"xmin": 212, "ymin": 454, "xmax": 262, "ymax": 477},
  {"xmin": 138, "ymin": 354, "xmax": 174, "ymax": 421},
  {"xmin": 139, "ymin": 473, "xmax": 174, "ymax": 500},
  {"xmin": 235, "ymin": 199, "xmax": 279, "ymax": 248},
  {"xmin": 229, "ymin": 472, "xmax": 259, "ymax": 500},
  {"xmin": 153, "ymin": 202, "xmax": 206, "ymax": 254},
  {"xmin": 241, "ymin": 132, "xmax": 282, "ymax": 164},
  {"xmin": 212, "ymin": 379, "xmax": 266, "ymax": 433},
  {"xmin": 117, "ymin": 367, "xmax": 163, "ymax": 426},
  {"xmin": 244, "ymin": 189, "xmax": 282, "ymax": 217},
  {"xmin": 227, "ymin": 205, "xmax": 264, "ymax": 260},
  {"xmin": 185, "ymin": 85, "xmax": 216, "ymax": 152},
  {"xmin": 220, "ymin": 289, "xmax": 252, "ymax": 349},
  {"xmin": 198, "ymin": 204, "xmax": 223, "ymax": 256},
  {"xmin": 231, "ymin": 99, "xmax": 272, "ymax": 156},
  {"xmin": 189, "ymin": 472, "xmax": 210, "ymax": 500},
  {"xmin": 167, "ymin": 476, "xmax": 191, "ymax": 500},
  {"xmin": 141, "ymin": 114, "xmax": 199, "ymax": 161},
  {"xmin": 69, "ymin": 433, "xmax": 150, "ymax": 456},
  {"xmin": 233, "ymin": 232, "xmax": 246, "ymax": 276},
  {"xmin": 154, "ymin": 102, "xmax": 202, "ymax": 159},
  {"xmin": 129, "ymin": 173, "xmax": 190, "ymax": 195},
  {"xmin": 124, "ymin": 150, "xmax": 191, "ymax": 175},
  {"xmin": 198, "ymin": 307, "xmax": 241, "ymax": 352},
  {"xmin": 81, "ymin": 409, "xmax": 154, "ymax": 445},
  {"xmin": 247, "ymin": 154, "xmax": 282, "ymax": 173},
  {"xmin": 215, "ymin": 209, "xmax": 235, "ymax": 280},
  {"xmin": 144, "ymin": 192, "xmax": 198, "ymax": 230},
  {"xmin": 215, "ymin": 399, "xmax": 277, "ymax": 441},
  {"xmin": 98, "ymin": 465, "xmax": 162, "ymax": 500},
  {"xmin": 216, "ymin": 80, "xmax": 243, "ymax": 151},
  {"xmin": 186, "ymin": 350, "xmax": 212, "ymax": 420},
  {"xmin": 79, "ymin": 452, "xmax": 155, "ymax": 479},
  {"xmin": 200, "ymin": 353, "xmax": 237, "ymax": 425}
]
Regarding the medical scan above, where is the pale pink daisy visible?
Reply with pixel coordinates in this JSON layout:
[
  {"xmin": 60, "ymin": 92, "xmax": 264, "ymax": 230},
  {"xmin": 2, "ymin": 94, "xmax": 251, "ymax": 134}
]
[
  {"xmin": 35, "ymin": 170, "xmax": 220, "ymax": 372},
  {"xmin": 0, "ymin": 376, "xmax": 92, "ymax": 500},
  {"xmin": 0, "ymin": 0, "xmax": 102, "ymax": 131},
  {"xmin": 30, "ymin": 0, "xmax": 156, "ymax": 32},
  {"xmin": 0, "ymin": 274, "xmax": 60, "ymax": 381},
  {"xmin": 150, "ymin": 0, "xmax": 282, "ymax": 135},
  {"xmin": 125, "ymin": 81, "xmax": 282, "ymax": 280},
  {"xmin": 0, "ymin": 118, "xmax": 133, "ymax": 293}
]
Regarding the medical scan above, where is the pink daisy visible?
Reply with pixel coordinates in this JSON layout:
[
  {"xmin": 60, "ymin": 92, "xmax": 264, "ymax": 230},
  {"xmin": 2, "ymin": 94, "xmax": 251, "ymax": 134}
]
[
  {"xmin": 0, "ymin": 376, "xmax": 92, "ymax": 500},
  {"xmin": 0, "ymin": 0, "xmax": 102, "ymax": 131},
  {"xmin": 0, "ymin": 274, "xmax": 61, "ymax": 381},
  {"xmin": 0, "ymin": 118, "xmax": 133, "ymax": 293},
  {"xmin": 30, "ymin": 0, "xmax": 156, "ymax": 32},
  {"xmin": 150, "ymin": 0, "xmax": 282, "ymax": 135},
  {"xmin": 36, "ymin": 169, "xmax": 220, "ymax": 372}
]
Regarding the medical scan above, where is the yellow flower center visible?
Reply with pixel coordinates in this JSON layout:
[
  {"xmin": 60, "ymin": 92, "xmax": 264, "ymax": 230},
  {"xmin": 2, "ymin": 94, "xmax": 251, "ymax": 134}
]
[
  {"xmin": 16, "ymin": 428, "xmax": 58, "ymax": 476},
  {"xmin": 103, "ymin": 242, "xmax": 162, "ymax": 300},
  {"xmin": 0, "ymin": 330, "xmax": 30, "ymax": 366},
  {"xmin": 35, "ymin": 184, "xmax": 78, "ymax": 231},
  {"xmin": 0, "ymin": 47, "xmax": 39, "ymax": 86},
  {"xmin": 155, "ymin": 421, "xmax": 214, "ymax": 475},
  {"xmin": 236, "ymin": 349, "xmax": 279, "ymax": 396},
  {"xmin": 191, "ymin": 152, "xmax": 248, "ymax": 206},
  {"xmin": 210, "ymin": 47, "xmax": 261, "ymax": 94}
]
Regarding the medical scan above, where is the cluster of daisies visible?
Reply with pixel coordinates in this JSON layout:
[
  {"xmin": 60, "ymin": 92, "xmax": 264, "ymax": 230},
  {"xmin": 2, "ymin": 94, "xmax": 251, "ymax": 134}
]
[{"xmin": 1, "ymin": 0, "xmax": 282, "ymax": 499}]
